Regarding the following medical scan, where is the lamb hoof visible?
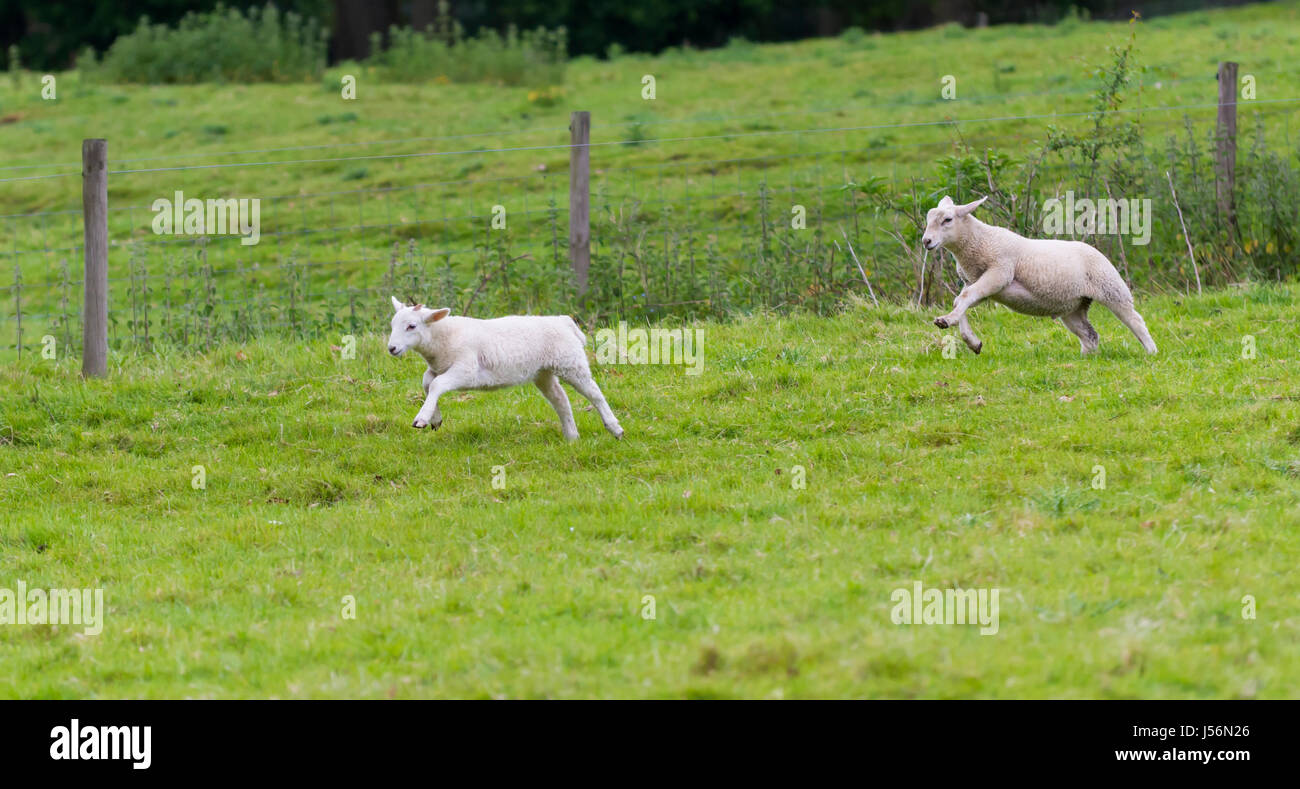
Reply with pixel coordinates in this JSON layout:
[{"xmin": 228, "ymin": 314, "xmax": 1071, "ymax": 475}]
[
  {"xmin": 972, "ymin": 342, "xmax": 982, "ymax": 355},
  {"xmin": 612, "ymin": 428, "xmax": 624, "ymax": 440},
  {"xmin": 933, "ymin": 316, "xmax": 950, "ymax": 328}
]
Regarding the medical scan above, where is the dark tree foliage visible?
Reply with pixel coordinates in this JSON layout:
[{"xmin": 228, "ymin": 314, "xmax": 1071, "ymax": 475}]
[
  {"xmin": 0, "ymin": 0, "xmax": 1254, "ymax": 69},
  {"xmin": 437, "ymin": 0, "xmax": 1249, "ymax": 56}
]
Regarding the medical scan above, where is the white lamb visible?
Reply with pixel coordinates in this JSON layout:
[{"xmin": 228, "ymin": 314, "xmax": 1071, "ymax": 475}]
[
  {"xmin": 922, "ymin": 195, "xmax": 1157, "ymax": 355},
  {"xmin": 386, "ymin": 297, "xmax": 624, "ymax": 440}
]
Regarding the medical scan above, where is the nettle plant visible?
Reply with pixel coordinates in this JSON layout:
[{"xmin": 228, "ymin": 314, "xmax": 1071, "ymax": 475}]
[
  {"xmin": 93, "ymin": 4, "xmax": 329, "ymax": 84},
  {"xmin": 366, "ymin": 1, "xmax": 567, "ymax": 88}
]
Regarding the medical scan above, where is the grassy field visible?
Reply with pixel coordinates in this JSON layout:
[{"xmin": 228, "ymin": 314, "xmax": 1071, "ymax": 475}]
[
  {"xmin": 2, "ymin": 2, "xmax": 1299, "ymax": 698},
  {"xmin": 2, "ymin": 283, "xmax": 1298, "ymax": 698},
  {"xmin": 2, "ymin": 1, "xmax": 1300, "ymax": 348}
]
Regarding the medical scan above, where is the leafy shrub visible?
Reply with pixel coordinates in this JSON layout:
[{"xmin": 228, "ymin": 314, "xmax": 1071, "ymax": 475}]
[
  {"xmin": 94, "ymin": 4, "xmax": 327, "ymax": 84},
  {"xmin": 366, "ymin": 19, "xmax": 566, "ymax": 87},
  {"xmin": 84, "ymin": 1, "xmax": 567, "ymax": 88}
]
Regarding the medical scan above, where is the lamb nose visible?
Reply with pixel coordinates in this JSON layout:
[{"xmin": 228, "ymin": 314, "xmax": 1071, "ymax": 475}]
[{"xmin": 388, "ymin": 345, "xmax": 397, "ymax": 354}]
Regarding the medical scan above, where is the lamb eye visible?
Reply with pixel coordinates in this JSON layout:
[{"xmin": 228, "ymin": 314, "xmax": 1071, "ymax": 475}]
[
  {"xmin": 943, "ymin": 217, "xmax": 953, "ymax": 224},
  {"xmin": 406, "ymin": 324, "xmax": 416, "ymax": 331}
]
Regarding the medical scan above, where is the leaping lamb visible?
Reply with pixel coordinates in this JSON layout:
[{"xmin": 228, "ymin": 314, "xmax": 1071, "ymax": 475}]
[
  {"xmin": 921, "ymin": 195, "xmax": 1157, "ymax": 356},
  {"xmin": 387, "ymin": 297, "xmax": 624, "ymax": 440}
]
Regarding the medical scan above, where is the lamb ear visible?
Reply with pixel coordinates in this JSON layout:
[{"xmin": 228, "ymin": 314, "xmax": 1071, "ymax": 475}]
[
  {"xmin": 424, "ymin": 307, "xmax": 451, "ymax": 324},
  {"xmin": 954, "ymin": 195, "xmax": 988, "ymax": 217},
  {"xmin": 938, "ymin": 195, "xmax": 954, "ymax": 207},
  {"xmin": 391, "ymin": 296, "xmax": 404, "ymax": 312}
]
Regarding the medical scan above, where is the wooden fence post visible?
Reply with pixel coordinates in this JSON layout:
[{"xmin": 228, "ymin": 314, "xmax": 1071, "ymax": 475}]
[
  {"xmin": 1215, "ymin": 61, "xmax": 1238, "ymax": 239},
  {"xmin": 569, "ymin": 111, "xmax": 591, "ymax": 301},
  {"xmin": 13, "ymin": 264, "xmax": 21, "ymax": 359},
  {"xmin": 82, "ymin": 138, "xmax": 108, "ymax": 378}
]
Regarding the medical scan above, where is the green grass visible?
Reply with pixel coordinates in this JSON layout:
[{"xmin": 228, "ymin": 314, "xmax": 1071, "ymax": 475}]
[
  {"xmin": 3, "ymin": 1, "xmax": 1300, "ymax": 699},
  {"xmin": 2, "ymin": 284, "xmax": 1298, "ymax": 698}
]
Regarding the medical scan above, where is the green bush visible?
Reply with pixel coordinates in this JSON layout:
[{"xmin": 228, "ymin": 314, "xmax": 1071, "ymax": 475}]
[
  {"xmin": 89, "ymin": 2, "xmax": 565, "ymax": 88},
  {"xmin": 95, "ymin": 4, "xmax": 327, "ymax": 84},
  {"xmin": 366, "ymin": 21, "xmax": 567, "ymax": 87}
]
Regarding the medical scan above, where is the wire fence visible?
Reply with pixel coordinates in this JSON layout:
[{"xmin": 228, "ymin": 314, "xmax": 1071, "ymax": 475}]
[{"xmin": 3, "ymin": 79, "xmax": 1299, "ymax": 359}]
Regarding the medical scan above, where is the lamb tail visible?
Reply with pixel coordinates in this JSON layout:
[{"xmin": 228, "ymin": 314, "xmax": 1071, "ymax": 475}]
[{"xmin": 566, "ymin": 316, "xmax": 587, "ymax": 346}]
